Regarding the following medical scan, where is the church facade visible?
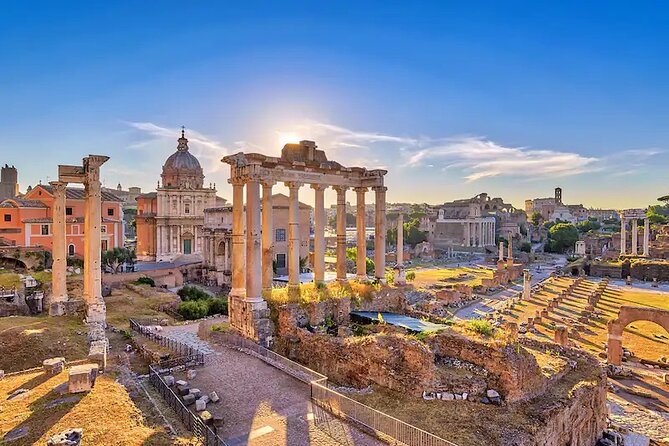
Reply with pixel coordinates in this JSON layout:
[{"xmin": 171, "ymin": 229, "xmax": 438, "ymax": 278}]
[{"xmin": 136, "ymin": 130, "xmax": 218, "ymax": 262}]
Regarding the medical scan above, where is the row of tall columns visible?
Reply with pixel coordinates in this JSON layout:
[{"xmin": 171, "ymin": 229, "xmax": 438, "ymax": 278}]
[
  {"xmin": 229, "ymin": 180, "xmax": 387, "ymax": 300},
  {"xmin": 620, "ymin": 217, "xmax": 650, "ymax": 256},
  {"xmin": 463, "ymin": 220, "xmax": 495, "ymax": 247}
]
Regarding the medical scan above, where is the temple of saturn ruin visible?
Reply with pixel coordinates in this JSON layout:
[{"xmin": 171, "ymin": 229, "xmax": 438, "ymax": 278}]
[
  {"xmin": 222, "ymin": 140, "xmax": 387, "ymax": 343},
  {"xmin": 619, "ymin": 208, "xmax": 650, "ymax": 256},
  {"xmin": 49, "ymin": 155, "xmax": 109, "ymax": 368}
]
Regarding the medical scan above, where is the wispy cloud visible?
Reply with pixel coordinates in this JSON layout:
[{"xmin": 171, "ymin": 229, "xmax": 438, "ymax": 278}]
[{"xmin": 125, "ymin": 121, "xmax": 233, "ymax": 174}]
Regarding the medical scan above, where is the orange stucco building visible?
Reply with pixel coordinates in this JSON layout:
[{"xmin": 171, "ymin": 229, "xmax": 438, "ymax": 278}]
[{"xmin": 0, "ymin": 184, "xmax": 124, "ymax": 257}]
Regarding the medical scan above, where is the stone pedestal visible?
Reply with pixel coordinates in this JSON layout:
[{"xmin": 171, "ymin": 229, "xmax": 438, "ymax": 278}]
[
  {"xmin": 229, "ymin": 295, "xmax": 273, "ymax": 346},
  {"xmin": 43, "ymin": 357, "xmax": 66, "ymax": 375},
  {"xmin": 554, "ymin": 325, "xmax": 569, "ymax": 346},
  {"xmin": 68, "ymin": 364, "xmax": 98, "ymax": 393}
]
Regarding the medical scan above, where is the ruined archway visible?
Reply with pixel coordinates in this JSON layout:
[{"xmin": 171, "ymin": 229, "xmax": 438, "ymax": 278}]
[{"xmin": 607, "ymin": 305, "xmax": 669, "ymax": 364}]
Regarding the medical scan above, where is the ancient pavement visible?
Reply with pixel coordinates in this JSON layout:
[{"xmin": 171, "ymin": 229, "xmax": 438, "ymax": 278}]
[{"xmin": 161, "ymin": 322, "xmax": 382, "ymax": 446}]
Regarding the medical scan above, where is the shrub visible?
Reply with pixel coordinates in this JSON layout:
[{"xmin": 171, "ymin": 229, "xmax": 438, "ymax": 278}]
[
  {"xmin": 211, "ymin": 322, "xmax": 229, "ymax": 332},
  {"xmin": 178, "ymin": 285, "xmax": 210, "ymax": 301},
  {"xmin": 133, "ymin": 276, "xmax": 155, "ymax": 287},
  {"xmin": 466, "ymin": 319, "xmax": 494, "ymax": 337},
  {"xmin": 405, "ymin": 271, "xmax": 416, "ymax": 281},
  {"xmin": 207, "ymin": 297, "xmax": 228, "ymax": 315},
  {"xmin": 178, "ymin": 300, "xmax": 209, "ymax": 320}
]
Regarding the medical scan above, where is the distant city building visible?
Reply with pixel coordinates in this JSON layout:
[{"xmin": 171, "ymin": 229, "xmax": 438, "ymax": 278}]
[
  {"xmin": 0, "ymin": 184, "xmax": 123, "ymax": 254},
  {"xmin": 0, "ymin": 165, "xmax": 19, "ymax": 201},
  {"xmin": 526, "ymin": 187, "xmax": 617, "ymax": 224},
  {"xmin": 102, "ymin": 183, "xmax": 142, "ymax": 209}
]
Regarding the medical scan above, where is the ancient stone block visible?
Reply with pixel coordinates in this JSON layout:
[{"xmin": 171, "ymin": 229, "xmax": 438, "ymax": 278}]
[
  {"xmin": 200, "ymin": 410, "xmax": 213, "ymax": 425},
  {"xmin": 43, "ymin": 357, "xmax": 66, "ymax": 375},
  {"xmin": 177, "ymin": 385, "xmax": 190, "ymax": 396},
  {"xmin": 554, "ymin": 325, "xmax": 568, "ymax": 346},
  {"xmin": 68, "ymin": 364, "xmax": 98, "ymax": 393},
  {"xmin": 46, "ymin": 428, "xmax": 83, "ymax": 446},
  {"xmin": 186, "ymin": 369, "xmax": 197, "ymax": 380},
  {"xmin": 189, "ymin": 388, "xmax": 201, "ymax": 399},
  {"xmin": 163, "ymin": 375, "xmax": 175, "ymax": 386},
  {"xmin": 88, "ymin": 340, "xmax": 107, "ymax": 371},
  {"xmin": 209, "ymin": 391, "xmax": 220, "ymax": 403},
  {"xmin": 183, "ymin": 394, "xmax": 196, "ymax": 405},
  {"xmin": 176, "ymin": 380, "xmax": 187, "ymax": 386},
  {"xmin": 195, "ymin": 398, "xmax": 207, "ymax": 411}
]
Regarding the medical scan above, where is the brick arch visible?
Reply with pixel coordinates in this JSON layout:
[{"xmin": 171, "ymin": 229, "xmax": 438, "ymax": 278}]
[{"xmin": 607, "ymin": 305, "xmax": 669, "ymax": 365}]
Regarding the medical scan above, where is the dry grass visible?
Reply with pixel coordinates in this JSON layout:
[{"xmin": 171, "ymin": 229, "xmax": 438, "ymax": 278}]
[
  {"xmin": 410, "ymin": 266, "xmax": 493, "ymax": 289},
  {"xmin": 0, "ymin": 272, "xmax": 21, "ymax": 289},
  {"xmin": 0, "ymin": 316, "xmax": 89, "ymax": 373},
  {"xmin": 505, "ymin": 277, "xmax": 669, "ymax": 362},
  {"xmin": 0, "ymin": 369, "xmax": 191, "ymax": 445},
  {"xmin": 105, "ymin": 286, "xmax": 180, "ymax": 327},
  {"xmin": 266, "ymin": 280, "xmax": 379, "ymax": 306}
]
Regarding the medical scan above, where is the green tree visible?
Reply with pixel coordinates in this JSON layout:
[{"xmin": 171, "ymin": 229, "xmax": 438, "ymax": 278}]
[
  {"xmin": 101, "ymin": 247, "xmax": 136, "ymax": 274},
  {"xmin": 520, "ymin": 242, "xmax": 532, "ymax": 252},
  {"xmin": 346, "ymin": 247, "xmax": 375, "ymax": 274},
  {"xmin": 577, "ymin": 220, "xmax": 601, "ymax": 233},
  {"xmin": 547, "ymin": 223, "xmax": 579, "ymax": 253},
  {"xmin": 530, "ymin": 211, "xmax": 543, "ymax": 226}
]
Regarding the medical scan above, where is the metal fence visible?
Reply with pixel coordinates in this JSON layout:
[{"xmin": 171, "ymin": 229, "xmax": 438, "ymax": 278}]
[
  {"xmin": 218, "ymin": 333, "xmax": 457, "ymax": 446},
  {"xmin": 129, "ymin": 318, "xmax": 204, "ymax": 358},
  {"xmin": 149, "ymin": 359, "xmax": 226, "ymax": 446}
]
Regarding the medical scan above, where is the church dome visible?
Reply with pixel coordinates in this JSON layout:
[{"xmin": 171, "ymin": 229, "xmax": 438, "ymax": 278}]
[{"xmin": 161, "ymin": 129, "xmax": 205, "ymax": 189}]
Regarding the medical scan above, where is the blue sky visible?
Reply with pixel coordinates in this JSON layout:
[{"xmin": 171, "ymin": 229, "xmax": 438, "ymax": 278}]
[{"xmin": 1, "ymin": 1, "xmax": 668, "ymax": 208}]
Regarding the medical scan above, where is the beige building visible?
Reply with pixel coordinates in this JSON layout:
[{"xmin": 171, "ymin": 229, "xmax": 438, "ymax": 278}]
[{"xmin": 201, "ymin": 193, "xmax": 312, "ymax": 286}]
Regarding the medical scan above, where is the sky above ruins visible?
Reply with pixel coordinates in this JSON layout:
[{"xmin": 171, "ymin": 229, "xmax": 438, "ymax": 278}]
[{"xmin": 1, "ymin": 1, "xmax": 668, "ymax": 209}]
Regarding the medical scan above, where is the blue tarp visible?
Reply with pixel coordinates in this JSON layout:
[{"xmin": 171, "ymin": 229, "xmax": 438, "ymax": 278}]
[{"xmin": 350, "ymin": 311, "xmax": 448, "ymax": 333}]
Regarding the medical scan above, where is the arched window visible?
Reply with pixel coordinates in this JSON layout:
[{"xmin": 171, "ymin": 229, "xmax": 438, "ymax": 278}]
[{"xmin": 68, "ymin": 244, "xmax": 75, "ymax": 256}]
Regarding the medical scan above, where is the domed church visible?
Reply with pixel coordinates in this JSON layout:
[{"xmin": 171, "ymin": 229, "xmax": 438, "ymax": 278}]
[{"xmin": 135, "ymin": 129, "xmax": 218, "ymax": 262}]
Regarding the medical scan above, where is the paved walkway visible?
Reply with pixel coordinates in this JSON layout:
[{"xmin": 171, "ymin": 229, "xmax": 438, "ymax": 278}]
[{"xmin": 160, "ymin": 323, "xmax": 382, "ymax": 446}]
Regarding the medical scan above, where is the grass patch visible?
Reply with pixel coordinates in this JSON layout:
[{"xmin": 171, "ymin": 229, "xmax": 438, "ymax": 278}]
[{"xmin": 465, "ymin": 319, "xmax": 495, "ymax": 337}]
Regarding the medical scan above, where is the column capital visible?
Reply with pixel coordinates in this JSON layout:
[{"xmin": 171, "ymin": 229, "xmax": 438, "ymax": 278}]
[
  {"xmin": 372, "ymin": 186, "xmax": 387, "ymax": 193},
  {"xmin": 49, "ymin": 181, "xmax": 68, "ymax": 192},
  {"xmin": 284, "ymin": 181, "xmax": 303, "ymax": 190},
  {"xmin": 332, "ymin": 185, "xmax": 349, "ymax": 194},
  {"xmin": 261, "ymin": 179, "xmax": 275, "ymax": 189},
  {"xmin": 310, "ymin": 183, "xmax": 328, "ymax": 191},
  {"xmin": 228, "ymin": 177, "xmax": 246, "ymax": 187},
  {"xmin": 353, "ymin": 186, "xmax": 368, "ymax": 194}
]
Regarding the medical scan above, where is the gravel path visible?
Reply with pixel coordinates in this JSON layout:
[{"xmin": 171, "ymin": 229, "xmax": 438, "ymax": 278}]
[{"xmin": 158, "ymin": 322, "xmax": 382, "ymax": 446}]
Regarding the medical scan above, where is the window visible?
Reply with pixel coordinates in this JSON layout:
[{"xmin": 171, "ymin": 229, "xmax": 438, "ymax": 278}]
[
  {"xmin": 107, "ymin": 208, "xmax": 114, "ymax": 216},
  {"xmin": 71, "ymin": 225, "xmax": 80, "ymax": 235},
  {"xmin": 41, "ymin": 225, "xmax": 49, "ymax": 235},
  {"xmin": 101, "ymin": 225, "xmax": 107, "ymax": 233},
  {"xmin": 68, "ymin": 244, "xmax": 75, "ymax": 256},
  {"xmin": 275, "ymin": 253, "xmax": 286, "ymax": 269},
  {"xmin": 66, "ymin": 207, "xmax": 73, "ymax": 216},
  {"xmin": 184, "ymin": 203, "xmax": 190, "ymax": 214},
  {"xmin": 275, "ymin": 228, "xmax": 286, "ymax": 242},
  {"xmin": 3, "ymin": 214, "xmax": 10, "ymax": 222}
]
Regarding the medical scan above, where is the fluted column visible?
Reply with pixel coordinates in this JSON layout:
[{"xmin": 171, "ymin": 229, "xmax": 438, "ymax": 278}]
[
  {"xmin": 464, "ymin": 223, "xmax": 470, "ymax": 247},
  {"xmin": 245, "ymin": 179, "xmax": 262, "ymax": 301},
  {"xmin": 643, "ymin": 218, "xmax": 650, "ymax": 256},
  {"xmin": 230, "ymin": 178, "xmax": 246, "ymax": 298},
  {"xmin": 631, "ymin": 219, "xmax": 638, "ymax": 256},
  {"xmin": 334, "ymin": 186, "xmax": 348, "ymax": 281},
  {"xmin": 311, "ymin": 184, "xmax": 326, "ymax": 284},
  {"xmin": 373, "ymin": 186, "xmax": 387, "ymax": 280},
  {"xmin": 286, "ymin": 182, "xmax": 302, "ymax": 290},
  {"xmin": 261, "ymin": 181, "xmax": 275, "ymax": 292},
  {"xmin": 49, "ymin": 181, "xmax": 68, "ymax": 316},
  {"xmin": 620, "ymin": 216, "xmax": 627, "ymax": 255},
  {"xmin": 354, "ymin": 187, "xmax": 368, "ymax": 279},
  {"xmin": 83, "ymin": 155, "xmax": 108, "ymax": 324}
]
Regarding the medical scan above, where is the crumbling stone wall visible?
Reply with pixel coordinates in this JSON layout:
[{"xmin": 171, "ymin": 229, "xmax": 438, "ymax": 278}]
[
  {"xmin": 274, "ymin": 329, "xmax": 436, "ymax": 394},
  {"xmin": 629, "ymin": 259, "xmax": 669, "ymax": 281},
  {"xmin": 427, "ymin": 331, "xmax": 548, "ymax": 403},
  {"xmin": 589, "ymin": 263, "xmax": 623, "ymax": 278}
]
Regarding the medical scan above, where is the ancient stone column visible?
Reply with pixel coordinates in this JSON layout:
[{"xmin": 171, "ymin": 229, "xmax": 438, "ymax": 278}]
[
  {"xmin": 261, "ymin": 181, "xmax": 274, "ymax": 292},
  {"xmin": 464, "ymin": 222, "xmax": 470, "ymax": 247},
  {"xmin": 229, "ymin": 178, "xmax": 246, "ymax": 299},
  {"xmin": 245, "ymin": 179, "xmax": 262, "ymax": 301},
  {"xmin": 522, "ymin": 269, "xmax": 531, "ymax": 300},
  {"xmin": 620, "ymin": 216, "xmax": 627, "ymax": 255},
  {"xmin": 507, "ymin": 238, "xmax": 513, "ymax": 260},
  {"xmin": 83, "ymin": 155, "xmax": 108, "ymax": 325},
  {"xmin": 397, "ymin": 213, "xmax": 404, "ymax": 266},
  {"xmin": 311, "ymin": 184, "xmax": 326, "ymax": 284},
  {"xmin": 499, "ymin": 241, "xmax": 504, "ymax": 261},
  {"xmin": 334, "ymin": 186, "xmax": 348, "ymax": 281},
  {"xmin": 631, "ymin": 218, "xmax": 638, "ymax": 256},
  {"xmin": 554, "ymin": 325, "xmax": 568, "ymax": 346},
  {"xmin": 354, "ymin": 187, "xmax": 368, "ymax": 279},
  {"xmin": 373, "ymin": 186, "xmax": 387, "ymax": 281},
  {"xmin": 49, "ymin": 181, "xmax": 68, "ymax": 316},
  {"xmin": 286, "ymin": 182, "xmax": 302, "ymax": 289},
  {"xmin": 643, "ymin": 218, "xmax": 650, "ymax": 256}
]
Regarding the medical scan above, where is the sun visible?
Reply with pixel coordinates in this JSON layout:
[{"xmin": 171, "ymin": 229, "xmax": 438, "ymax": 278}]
[{"xmin": 276, "ymin": 131, "xmax": 300, "ymax": 148}]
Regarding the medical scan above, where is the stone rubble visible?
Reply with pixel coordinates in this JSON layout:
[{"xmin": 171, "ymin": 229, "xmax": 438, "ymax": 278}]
[{"xmin": 46, "ymin": 428, "xmax": 83, "ymax": 446}]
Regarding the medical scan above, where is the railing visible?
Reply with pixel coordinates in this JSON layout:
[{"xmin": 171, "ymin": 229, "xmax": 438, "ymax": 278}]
[
  {"xmin": 149, "ymin": 359, "xmax": 226, "ymax": 446},
  {"xmin": 129, "ymin": 318, "xmax": 205, "ymax": 358},
  {"xmin": 218, "ymin": 333, "xmax": 457, "ymax": 446}
]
